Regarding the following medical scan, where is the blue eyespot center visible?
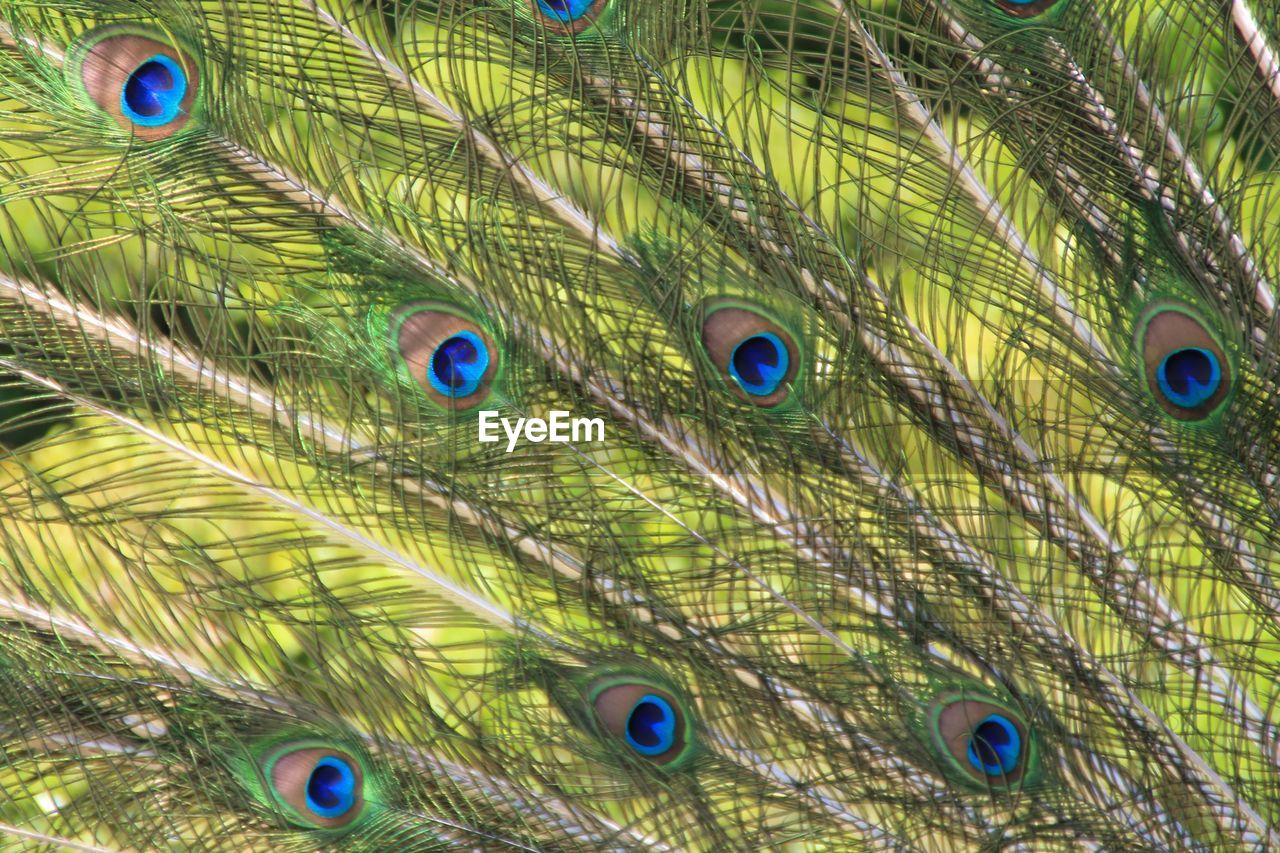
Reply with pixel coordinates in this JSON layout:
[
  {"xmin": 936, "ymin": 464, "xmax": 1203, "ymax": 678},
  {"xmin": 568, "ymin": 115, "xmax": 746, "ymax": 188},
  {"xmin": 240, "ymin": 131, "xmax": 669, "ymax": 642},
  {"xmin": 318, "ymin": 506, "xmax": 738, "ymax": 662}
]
[
  {"xmin": 1157, "ymin": 347, "xmax": 1220, "ymax": 410},
  {"xmin": 966, "ymin": 714, "xmax": 1021, "ymax": 777},
  {"xmin": 428, "ymin": 331, "xmax": 489, "ymax": 398},
  {"xmin": 535, "ymin": 0, "xmax": 595, "ymax": 22},
  {"xmin": 624, "ymin": 694, "xmax": 677, "ymax": 756},
  {"xmin": 121, "ymin": 54, "xmax": 187, "ymax": 127},
  {"xmin": 728, "ymin": 332, "xmax": 788, "ymax": 397},
  {"xmin": 305, "ymin": 756, "xmax": 357, "ymax": 819}
]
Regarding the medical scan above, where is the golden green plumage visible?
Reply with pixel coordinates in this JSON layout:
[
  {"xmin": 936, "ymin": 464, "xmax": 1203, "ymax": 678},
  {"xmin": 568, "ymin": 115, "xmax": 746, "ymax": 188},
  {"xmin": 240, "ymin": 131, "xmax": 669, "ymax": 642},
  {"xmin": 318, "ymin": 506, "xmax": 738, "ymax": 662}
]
[{"xmin": 0, "ymin": 0, "xmax": 1278, "ymax": 848}]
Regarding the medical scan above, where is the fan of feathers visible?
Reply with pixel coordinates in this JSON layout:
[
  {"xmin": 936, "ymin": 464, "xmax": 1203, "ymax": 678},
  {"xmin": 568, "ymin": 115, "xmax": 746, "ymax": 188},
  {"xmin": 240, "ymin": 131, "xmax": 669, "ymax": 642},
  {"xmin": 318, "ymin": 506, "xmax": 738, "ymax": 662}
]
[{"xmin": 1, "ymin": 0, "xmax": 1280, "ymax": 849}]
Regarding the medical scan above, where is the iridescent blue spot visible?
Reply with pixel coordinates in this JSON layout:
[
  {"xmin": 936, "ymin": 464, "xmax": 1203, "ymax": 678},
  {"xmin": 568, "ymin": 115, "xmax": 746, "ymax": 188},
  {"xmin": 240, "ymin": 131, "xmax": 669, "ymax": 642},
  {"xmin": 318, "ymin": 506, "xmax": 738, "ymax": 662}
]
[
  {"xmin": 305, "ymin": 756, "xmax": 357, "ymax": 819},
  {"xmin": 624, "ymin": 694, "xmax": 677, "ymax": 756},
  {"xmin": 1157, "ymin": 347, "xmax": 1220, "ymax": 410},
  {"xmin": 428, "ymin": 330, "xmax": 489, "ymax": 398},
  {"xmin": 120, "ymin": 54, "xmax": 187, "ymax": 127},
  {"xmin": 728, "ymin": 333, "xmax": 788, "ymax": 397},
  {"xmin": 535, "ymin": 0, "xmax": 596, "ymax": 22},
  {"xmin": 966, "ymin": 714, "xmax": 1021, "ymax": 776}
]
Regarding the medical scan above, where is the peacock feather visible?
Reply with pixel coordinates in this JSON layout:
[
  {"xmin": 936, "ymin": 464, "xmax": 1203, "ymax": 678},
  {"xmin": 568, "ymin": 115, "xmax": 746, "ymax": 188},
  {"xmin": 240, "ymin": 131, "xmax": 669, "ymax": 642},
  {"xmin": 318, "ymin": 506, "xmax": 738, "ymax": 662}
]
[{"xmin": 0, "ymin": 0, "xmax": 1278, "ymax": 848}]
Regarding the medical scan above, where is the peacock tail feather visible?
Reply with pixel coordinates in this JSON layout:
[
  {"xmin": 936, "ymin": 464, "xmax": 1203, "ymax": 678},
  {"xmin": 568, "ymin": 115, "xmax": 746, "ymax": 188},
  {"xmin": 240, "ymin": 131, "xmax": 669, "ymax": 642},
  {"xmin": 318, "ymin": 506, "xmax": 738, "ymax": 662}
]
[{"xmin": 0, "ymin": 0, "xmax": 1278, "ymax": 848}]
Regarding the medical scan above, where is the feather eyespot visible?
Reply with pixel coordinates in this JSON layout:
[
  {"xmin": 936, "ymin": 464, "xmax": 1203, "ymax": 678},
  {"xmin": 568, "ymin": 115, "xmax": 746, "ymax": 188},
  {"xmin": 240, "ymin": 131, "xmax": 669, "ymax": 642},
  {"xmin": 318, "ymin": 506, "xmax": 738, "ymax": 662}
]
[
  {"xmin": 964, "ymin": 713, "xmax": 1021, "ymax": 776},
  {"xmin": 700, "ymin": 303, "xmax": 800, "ymax": 408},
  {"xmin": 928, "ymin": 692, "xmax": 1036, "ymax": 788},
  {"xmin": 1136, "ymin": 304, "xmax": 1231, "ymax": 421},
  {"xmin": 991, "ymin": 0, "xmax": 1063, "ymax": 18},
  {"xmin": 74, "ymin": 30, "xmax": 198, "ymax": 140},
  {"xmin": 393, "ymin": 304, "xmax": 499, "ymax": 411},
  {"xmin": 590, "ymin": 677, "xmax": 693, "ymax": 766},
  {"xmin": 264, "ymin": 745, "xmax": 364, "ymax": 829},
  {"xmin": 528, "ymin": 0, "xmax": 606, "ymax": 34}
]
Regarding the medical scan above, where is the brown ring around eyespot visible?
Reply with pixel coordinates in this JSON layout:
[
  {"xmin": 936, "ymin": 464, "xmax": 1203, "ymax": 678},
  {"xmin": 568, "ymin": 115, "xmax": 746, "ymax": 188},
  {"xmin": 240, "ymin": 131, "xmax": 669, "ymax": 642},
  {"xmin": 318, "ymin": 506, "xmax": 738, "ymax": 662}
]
[
  {"xmin": 993, "ymin": 0, "xmax": 1061, "ymax": 18},
  {"xmin": 700, "ymin": 305, "xmax": 799, "ymax": 408},
  {"xmin": 592, "ymin": 682, "xmax": 687, "ymax": 764},
  {"xmin": 1139, "ymin": 307, "xmax": 1230, "ymax": 419},
  {"xmin": 269, "ymin": 747, "xmax": 365, "ymax": 829},
  {"xmin": 80, "ymin": 34, "xmax": 199, "ymax": 140},
  {"xmin": 934, "ymin": 699, "xmax": 1028, "ymax": 785},
  {"xmin": 395, "ymin": 306, "xmax": 498, "ymax": 410}
]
